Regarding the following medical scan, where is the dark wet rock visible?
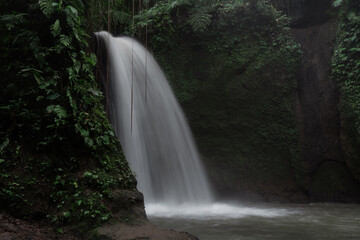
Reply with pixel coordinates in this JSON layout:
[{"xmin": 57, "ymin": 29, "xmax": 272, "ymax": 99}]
[
  {"xmin": 0, "ymin": 232, "xmax": 13, "ymax": 240},
  {"xmin": 97, "ymin": 190, "xmax": 199, "ymax": 240},
  {"xmin": 311, "ymin": 161, "xmax": 360, "ymax": 202},
  {"xmin": 292, "ymin": 19, "xmax": 341, "ymax": 190},
  {"xmin": 0, "ymin": 212, "xmax": 78, "ymax": 240},
  {"xmin": 292, "ymin": 3, "xmax": 360, "ymax": 202},
  {"xmin": 105, "ymin": 189, "xmax": 147, "ymax": 224},
  {"xmin": 98, "ymin": 221, "xmax": 198, "ymax": 240},
  {"xmin": 4, "ymin": 223, "xmax": 18, "ymax": 233}
]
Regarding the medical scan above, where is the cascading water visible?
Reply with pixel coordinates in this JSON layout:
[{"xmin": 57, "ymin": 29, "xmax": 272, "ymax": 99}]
[
  {"xmin": 95, "ymin": 31, "xmax": 213, "ymax": 205},
  {"xmin": 95, "ymin": 31, "xmax": 293, "ymax": 227}
]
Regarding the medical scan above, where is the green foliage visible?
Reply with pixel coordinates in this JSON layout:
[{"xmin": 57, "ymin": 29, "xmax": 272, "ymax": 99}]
[
  {"xmin": 331, "ymin": 0, "xmax": 360, "ymax": 181},
  {"xmin": 49, "ymin": 172, "xmax": 112, "ymax": 228},
  {"xmin": 138, "ymin": 0, "xmax": 300, "ymax": 100},
  {"xmin": 333, "ymin": 0, "xmax": 344, "ymax": 8},
  {"xmin": 332, "ymin": 0, "xmax": 360, "ymax": 137},
  {"xmin": 0, "ymin": 0, "xmax": 136, "ymax": 234},
  {"xmin": 39, "ymin": 0, "xmax": 55, "ymax": 18},
  {"xmin": 135, "ymin": 0, "xmax": 218, "ymax": 36},
  {"xmin": 188, "ymin": 11, "xmax": 212, "ymax": 32},
  {"xmin": 88, "ymin": 0, "xmax": 133, "ymax": 35}
]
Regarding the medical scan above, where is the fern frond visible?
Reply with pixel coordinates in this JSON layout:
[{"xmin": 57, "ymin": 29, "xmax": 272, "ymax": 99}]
[
  {"xmin": 59, "ymin": 34, "xmax": 72, "ymax": 47},
  {"xmin": 188, "ymin": 12, "xmax": 212, "ymax": 32},
  {"xmin": 112, "ymin": 10, "xmax": 131, "ymax": 25},
  {"xmin": 51, "ymin": 19, "xmax": 61, "ymax": 37},
  {"xmin": 332, "ymin": 0, "xmax": 343, "ymax": 7},
  {"xmin": 170, "ymin": 0, "xmax": 192, "ymax": 9},
  {"xmin": 39, "ymin": 0, "xmax": 54, "ymax": 18},
  {"xmin": 46, "ymin": 105, "xmax": 67, "ymax": 119},
  {"xmin": 0, "ymin": 13, "xmax": 27, "ymax": 30}
]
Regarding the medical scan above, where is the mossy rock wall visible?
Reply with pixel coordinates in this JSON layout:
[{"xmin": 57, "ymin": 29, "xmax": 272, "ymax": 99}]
[
  {"xmin": 292, "ymin": 0, "xmax": 360, "ymax": 202},
  {"xmin": 140, "ymin": 0, "xmax": 360, "ymax": 202},
  {"xmin": 143, "ymin": 2, "xmax": 306, "ymax": 201},
  {"xmin": 332, "ymin": 0, "xmax": 360, "ymax": 184}
]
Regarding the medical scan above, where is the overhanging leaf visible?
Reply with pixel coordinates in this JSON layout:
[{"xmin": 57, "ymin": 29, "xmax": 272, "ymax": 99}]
[
  {"xmin": 51, "ymin": 19, "xmax": 61, "ymax": 36},
  {"xmin": 47, "ymin": 93, "xmax": 61, "ymax": 100},
  {"xmin": 0, "ymin": 138, "xmax": 10, "ymax": 153}
]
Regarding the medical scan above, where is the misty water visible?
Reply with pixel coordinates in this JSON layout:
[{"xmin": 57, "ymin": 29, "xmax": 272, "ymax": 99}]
[
  {"xmin": 149, "ymin": 203, "xmax": 360, "ymax": 240},
  {"xmin": 96, "ymin": 31, "xmax": 212, "ymax": 204}
]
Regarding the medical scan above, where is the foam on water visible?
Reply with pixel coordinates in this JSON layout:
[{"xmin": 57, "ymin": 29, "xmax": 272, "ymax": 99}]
[{"xmin": 146, "ymin": 203, "xmax": 292, "ymax": 219}]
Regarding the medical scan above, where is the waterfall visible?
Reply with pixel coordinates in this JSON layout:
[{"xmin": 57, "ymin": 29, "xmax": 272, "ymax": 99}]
[{"xmin": 95, "ymin": 31, "xmax": 213, "ymax": 205}]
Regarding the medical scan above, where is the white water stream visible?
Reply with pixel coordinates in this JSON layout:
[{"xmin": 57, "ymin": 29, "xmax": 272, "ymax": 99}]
[{"xmin": 96, "ymin": 31, "xmax": 213, "ymax": 206}]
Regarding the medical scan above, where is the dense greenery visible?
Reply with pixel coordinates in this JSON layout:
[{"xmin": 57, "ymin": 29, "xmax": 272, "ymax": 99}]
[
  {"xmin": 135, "ymin": 0, "xmax": 301, "ymax": 101},
  {"xmin": 134, "ymin": 0, "xmax": 304, "ymax": 199},
  {"xmin": 0, "ymin": 0, "xmax": 136, "ymax": 234},
  {"xmin": 131, "ymin": 0, "xmax": 360, "ymax": 202},
  {"xmin": 332, "ymin": 0, "xmax": 360, "ymax": 181}
]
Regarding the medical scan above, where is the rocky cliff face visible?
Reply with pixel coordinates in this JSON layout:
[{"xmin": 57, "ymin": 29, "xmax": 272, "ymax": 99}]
[
  {"xmin": 149, "ymin": 2, "xmax": 306, "ymax": 202},
  {"xmin": 292, "ymin": 0, "xmax": 360, "ymax": 202},
  {"xmin": 148, "ymin": 0, "xmax": 360, "ymax": 203}
]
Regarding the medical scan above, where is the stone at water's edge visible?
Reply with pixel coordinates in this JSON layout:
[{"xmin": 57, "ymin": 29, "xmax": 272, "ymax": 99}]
[
  {"xmin": 98, "ymin": 194, "xmax": 200, "ymax": 240},
  {"xmin": 97, "ymin": 191, "xmax": 199, "ymax": 240},
  {"xmin": 98, "ymin": 221, "xmax": 199, "ymax": 240},
  {"xmin": 0, "ymin": 191, "xmax": 197, "ymax": 240},
  {"xmin": 0, "ymin": 213, "xmax": 78, "ymax": 240},
  {"xmin": 105, "ymin": 189, "xmax": 147, "ymax": 224}
]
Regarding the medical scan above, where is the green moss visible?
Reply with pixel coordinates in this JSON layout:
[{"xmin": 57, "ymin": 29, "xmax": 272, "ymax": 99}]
[
  {"xmin": 331, "ymin": 0, "xmax": 360, "ymax": 181},
  {"xmin": 138, "ymin": 1, "xmax": 304, "ymax": 198}
]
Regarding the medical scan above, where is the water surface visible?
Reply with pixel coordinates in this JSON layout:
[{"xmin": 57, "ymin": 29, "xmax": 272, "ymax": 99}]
[{"xmin": 149, "ymin": 203, "xmax": 360, "ymax": 240}]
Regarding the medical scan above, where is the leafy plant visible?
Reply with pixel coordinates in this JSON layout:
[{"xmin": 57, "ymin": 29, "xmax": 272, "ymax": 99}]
[
  {"xmin": 0, "ymin": 0, "xmax": 136, "ymax": 234},
  {"xmin": 188, "ymin": 11, "xmax": 212, "ymax": 32},
  {"xmin": 332, "ymin": 0, "xmax": 360, "ymax": 137},
  {"xmin": 333, "ymin": 0, "xmax": 344, "ymax": 8}
]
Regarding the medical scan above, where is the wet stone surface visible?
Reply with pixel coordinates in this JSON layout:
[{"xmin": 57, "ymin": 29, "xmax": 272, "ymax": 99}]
[{"xmin": 0, "ymin": 213, "xmax": 78, "ymax": 240}]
